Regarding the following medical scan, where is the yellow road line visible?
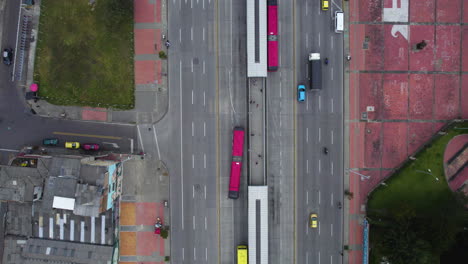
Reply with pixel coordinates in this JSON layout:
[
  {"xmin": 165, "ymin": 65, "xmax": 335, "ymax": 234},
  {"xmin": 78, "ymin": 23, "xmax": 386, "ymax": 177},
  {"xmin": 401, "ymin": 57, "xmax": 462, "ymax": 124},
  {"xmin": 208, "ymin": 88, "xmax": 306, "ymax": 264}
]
[{"xmin": 53, "ymin": 132, "xmax": 122, "ymax": 140}]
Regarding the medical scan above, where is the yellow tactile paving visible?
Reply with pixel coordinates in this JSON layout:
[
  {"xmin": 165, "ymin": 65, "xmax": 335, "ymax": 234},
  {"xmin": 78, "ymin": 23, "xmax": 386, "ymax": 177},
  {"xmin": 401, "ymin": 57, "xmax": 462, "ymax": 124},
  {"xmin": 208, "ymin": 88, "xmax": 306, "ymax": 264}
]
[
  {"xmin": 120, "ymin": 202, "xmax": 136, "ymax": 226},
  {"xmin": 119, "ymin": 232, "xmax": 137, "ymax": 256}
]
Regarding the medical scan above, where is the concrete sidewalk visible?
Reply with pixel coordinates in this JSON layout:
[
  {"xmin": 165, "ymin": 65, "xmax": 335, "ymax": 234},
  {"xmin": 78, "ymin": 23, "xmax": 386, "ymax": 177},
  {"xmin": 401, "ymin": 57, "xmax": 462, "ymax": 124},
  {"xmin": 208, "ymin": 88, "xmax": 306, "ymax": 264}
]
[{"xmin": 22, "ymin": 0, "xmax": 169, "ymax": 125}]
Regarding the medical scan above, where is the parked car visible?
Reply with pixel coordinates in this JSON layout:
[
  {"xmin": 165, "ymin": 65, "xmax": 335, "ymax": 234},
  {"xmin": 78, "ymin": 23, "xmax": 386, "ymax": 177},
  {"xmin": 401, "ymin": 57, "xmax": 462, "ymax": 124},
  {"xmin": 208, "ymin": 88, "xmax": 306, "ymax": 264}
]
[
  {"xmin": 2, "ymin": 48, "xmax": 13, "ymax": 66},
  {"xmin": 65, "ymin": 142, "xmax": 80, "ymax": 149},
  {"xmin": 297, "ymin": 84, "xmax": 306, "ymax": 102},
  {"xmin": 309, "ymin": 213, "xmax": 318, "ymax": 228},
  {"xmin": 82, "ymin": 143, "xmax": 100, "ymax": 151},
  {"xmin": 43, "ymin": 138, "xmax": 59, "ymax": 146}
]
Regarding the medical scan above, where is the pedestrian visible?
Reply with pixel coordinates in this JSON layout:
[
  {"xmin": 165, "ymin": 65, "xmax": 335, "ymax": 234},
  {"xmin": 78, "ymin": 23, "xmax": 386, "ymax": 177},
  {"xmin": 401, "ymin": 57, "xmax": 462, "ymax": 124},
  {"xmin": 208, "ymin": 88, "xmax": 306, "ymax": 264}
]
[
  {"xmin": 256, "ymin": 104, "xmax": 259, "ymax": 108},
  {"xmin": 256, "ymin": 161, "xmax": 258, "ymax": 165},
  {"xmin": 260, "ymin": 89, "xmax": 263, "ymax": 93},
  {"xmin": 251, "ymin": 133, "xmax": 255, "ymax": 136}
]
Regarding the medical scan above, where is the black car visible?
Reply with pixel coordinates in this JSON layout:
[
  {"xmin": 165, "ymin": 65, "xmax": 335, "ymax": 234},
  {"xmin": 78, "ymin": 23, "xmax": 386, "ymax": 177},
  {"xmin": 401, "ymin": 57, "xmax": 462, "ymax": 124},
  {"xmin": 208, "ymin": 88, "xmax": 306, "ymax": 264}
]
[{"xmin": 2, "ymin": 48, "xmax": 13, "ymax": 66}]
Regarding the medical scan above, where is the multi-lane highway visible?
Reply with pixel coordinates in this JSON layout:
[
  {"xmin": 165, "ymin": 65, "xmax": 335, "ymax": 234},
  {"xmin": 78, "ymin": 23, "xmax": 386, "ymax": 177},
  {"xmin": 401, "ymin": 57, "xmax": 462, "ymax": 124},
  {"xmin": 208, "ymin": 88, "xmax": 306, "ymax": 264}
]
[
  {"xmin": 295, "ymin": 0, "xmax": 345, "ymax": 263},
  {"xmin": 164, "ymin": 0, "xmax": 345, "ymax": 263}
]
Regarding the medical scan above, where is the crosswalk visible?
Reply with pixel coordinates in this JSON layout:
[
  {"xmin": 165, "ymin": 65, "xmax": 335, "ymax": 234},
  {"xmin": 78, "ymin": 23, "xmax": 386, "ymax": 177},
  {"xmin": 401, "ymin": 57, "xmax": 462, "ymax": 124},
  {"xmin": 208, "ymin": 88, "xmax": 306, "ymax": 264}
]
[{"xmin": 35, "ymin": 212, "xmax": 112, "ymax": 245}]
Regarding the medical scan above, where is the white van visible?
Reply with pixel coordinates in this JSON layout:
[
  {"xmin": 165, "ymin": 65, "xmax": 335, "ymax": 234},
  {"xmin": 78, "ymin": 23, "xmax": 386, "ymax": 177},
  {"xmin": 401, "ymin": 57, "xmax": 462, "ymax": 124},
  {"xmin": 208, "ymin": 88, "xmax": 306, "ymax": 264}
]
[{"xmin": 335, "ymin": 11, "xmax": 344, "ymax": 33}]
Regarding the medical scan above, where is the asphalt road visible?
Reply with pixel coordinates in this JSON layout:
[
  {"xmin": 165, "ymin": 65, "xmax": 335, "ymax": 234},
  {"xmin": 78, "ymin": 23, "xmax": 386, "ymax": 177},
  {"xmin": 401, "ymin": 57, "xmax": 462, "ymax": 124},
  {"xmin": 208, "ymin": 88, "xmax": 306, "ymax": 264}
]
[
  {"xmin": 0, "ymin": 1, "xmax": 137, "ymax": 163},
  {"xmin": 165, "ymin": 0, "xmax": 220, "ymax": 263},
  {"xmin": 295, "ymin": 0, "xmax": 345, "ymax": 263}
]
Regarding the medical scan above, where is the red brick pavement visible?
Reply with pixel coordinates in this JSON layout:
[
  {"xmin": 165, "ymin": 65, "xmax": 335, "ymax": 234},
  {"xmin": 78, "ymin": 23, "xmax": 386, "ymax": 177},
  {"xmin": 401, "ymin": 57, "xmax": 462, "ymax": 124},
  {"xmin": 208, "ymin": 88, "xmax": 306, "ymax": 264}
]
[{"xmin": 347, "ymin": 0, "xmax": 468, "ymax": 263}]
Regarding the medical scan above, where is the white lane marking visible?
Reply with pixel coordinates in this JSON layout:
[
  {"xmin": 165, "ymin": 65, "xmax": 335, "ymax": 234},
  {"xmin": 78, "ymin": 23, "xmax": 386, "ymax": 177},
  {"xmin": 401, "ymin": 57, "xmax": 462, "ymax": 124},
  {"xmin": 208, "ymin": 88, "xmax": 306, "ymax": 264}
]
[
  {"xmin": 306, "ymin": 160, "xmax": 309, "ymax": 174},
  {"xmin": 49, "ymin": 217, "xmax": 53, "ymax": 239},
  {"xmin": 0, "ymin": 148, "xmax": 19, "ymax": 152},
  {"xmin": 319, "ymin": 190, "xmax": 321, "ymax": 205},
  {"xmin": 91, "ymin": 216, "xmax": 95, "ymax": 243},
  {"xmin": 280, "ymin": 116, "xmax": 282, "ymax": 128},
  {"xmin": 331, "ymin": 130, "xmax": 334, "ymax": 144},
  {"xmin": 203, "ymin": 0, "xmax": 205, "ymax": 9},
  {"xmin": 331, "ymin": 67, "xmax": 334, "ymax": 80},
  {"xmin": 319, "ymin": 95, "xmax": 322, "ymax": 111},
  {"xmin": 318, "ymin": 251, "xmax": 321, "ymax": 263},
  {"xmin": 306, "ymin": 127, "xmax": 309, "ymax": 143},
  {"xmin": 70, "ymin": 220, "xmax": 74, "ymax": 241},
  {"xmin": 331, "ymin": 99, "xmax": 334, "ymax": 113},
  {"xmin": 331, "ymin": 255, "xmax": 333, "ymax": 264},
  {"xmin": 129, "ymin": 138, "xmax": 134, "ymax": 153},
  {"xmin": 279, "ymin": 81, "xmax": 282, "ymax": 97},
  {"xmin": 306, "ymin": 252, "xmax": 309, "ymax": 263},
  {"xmin": 318, "ymin": 127, "xmax": 321, "ymax": 142},
  {"xmin": 193, "ymin": 215, "xmax": 196, "ymax": 230},
  {"xmin": 152, "ymin": 126, "xmax": 162, "ymax": 160},
  {"xmin": 59, "ymin": 218, "xmax": 64, "ymax": 240},
  {"xmin": 306, "ymin": 191, "xmax": 309, "ymax": 204},
  {"xmin": 193, "ymin": 185, "xmax": 195, "ymax": 198},
  {"xmin": 318, "ymin": 32, "xmax": 321, "ymax": 47},
  {"xmin": 194, "ymin": 247, "xmax": 197, "ymax": 260},
  {"xmin": 191, "ymin": 0, "xmax": 193, "ymax": 8},
  {"xmin": 203, "ymin": 91, "xmax": 206, "ymax": 106},
  {"xmin": 204, "ymin": 154, "xmax": 206, "ymax": 168},
  {"xmin": 205, "ymin": 248, "xmax": 208, "ymax": 260},
  {"xmin": 80, "ymin": 221, "xmax": 85, "ymax": 242},
  {"xmin": 204, "ymin": 185, "xmax": 207, "ymax": 199},
  {"xmin": 318, "ymin": 159, "xmax": 321, "ymax": 173},
  {"xmin": 331, "ymin": 162, "xmax": 334, "ymax": 175},
  {"xmin": 203, "ymin": 27, "xmax": 205, "ymax": 41},
  {"xmin": 230, "ymin": 0, "xmax": 233, "ymax": 64},
  {"xmin": 136, "ymin": 126, "xmax": 145, "ymax": 152},
  {"xmin": 306, "ymin": 34, "xmax": 309, "ymax": 49},
  {"xmin": 182, "ymin": 248, "xmax": 185, "ymax": 260},
  {"xmin": 192, "ymin": 154, "xmax": 195, "ymax": 168},
  {"xmin": 331, "ymin": 223, "xmax": 333, "ymax": 236},
  {"xmin": 204, "ymin": 122, "xmax": 206, "ymax": 137},
  {"xmin": 101, "ymin": 215, "xmax": 106, "ymax": 244},
  {"xmin": 191, "ymin": 60, "xmax": 194, "ymax": 72},
  {"xmin": 191, "ymin": 26, "xmax": 193, "ymax": 41},
  {"xmin": 306, "ymin": 3, "xmax": 308, "ymax": 15},
  {"xmin": 191, "ymin": 90, "xmax": 194, "ymax": 104},
  {"xmin": 180, "ymin": 61, "xmax": 185, "ymax": 230},
  {"xmin": 203, "ymin": 60, "xmax": 206, "ymax": 74},
  {"xmin": 12, "ymin": 0, "xmax": 21, "ymax": 81},
  {"xmin": 319, "ymin": 224, "xmax": 321, "ymax": 235},
  {"xmin": 306, "ymin": 97, "xmax": 309, "ymax": 110},
  {"xmin": 331, "ymin": 193, "xmax": 334, "ymax": 206},
  {"xmin": 192, "ymin": 122, "xmax": 194, "ymax": 136},
  {"xmin": 179, "ymin": 28, "xmax": 182, "ymax": 43},
  {"xmin": 306, "ymin": 223, "xmax": 309, "ymax": 235},
  {"xmin": 205, "ymin": 216, "xmax": 207, "ymax": 230}
]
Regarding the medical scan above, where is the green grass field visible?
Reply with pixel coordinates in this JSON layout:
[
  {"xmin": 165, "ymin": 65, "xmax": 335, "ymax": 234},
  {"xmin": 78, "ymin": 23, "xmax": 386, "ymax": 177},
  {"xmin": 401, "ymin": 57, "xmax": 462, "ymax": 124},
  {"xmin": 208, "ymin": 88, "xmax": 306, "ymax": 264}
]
[
  {"xmin": 367, "ymin": 122, "xmax": 468, "ymax": 264},
  {"xmin": 34, "ymin": 0, "xmax": 134, "ymax": 109}
]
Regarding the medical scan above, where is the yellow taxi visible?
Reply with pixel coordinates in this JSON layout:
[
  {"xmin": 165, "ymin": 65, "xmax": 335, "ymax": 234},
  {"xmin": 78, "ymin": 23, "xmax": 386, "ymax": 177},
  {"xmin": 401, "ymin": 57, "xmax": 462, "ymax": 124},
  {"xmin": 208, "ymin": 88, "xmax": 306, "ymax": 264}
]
[
  {"xmin": 65, "ymin": 142, "xmax": 80, "ymax": 149},
  {"xmin": 309, "ymin": 213, "xmax": 318, "ymax": 228},
  {"xmin": 322, "ymin": 0, "xmax": 329, "ymax": 10}
]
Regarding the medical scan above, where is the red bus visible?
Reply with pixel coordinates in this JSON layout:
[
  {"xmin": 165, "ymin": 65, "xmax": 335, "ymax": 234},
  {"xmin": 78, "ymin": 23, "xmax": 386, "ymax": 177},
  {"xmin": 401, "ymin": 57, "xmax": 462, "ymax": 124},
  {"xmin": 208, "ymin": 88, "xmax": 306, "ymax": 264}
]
[
  {"xmin": 267, "ymin": 0, "xmax": 278, "ymax": 71},
  {"xmin": 229, "ymin": 127, "xmax": 245, "ymax": 199}
]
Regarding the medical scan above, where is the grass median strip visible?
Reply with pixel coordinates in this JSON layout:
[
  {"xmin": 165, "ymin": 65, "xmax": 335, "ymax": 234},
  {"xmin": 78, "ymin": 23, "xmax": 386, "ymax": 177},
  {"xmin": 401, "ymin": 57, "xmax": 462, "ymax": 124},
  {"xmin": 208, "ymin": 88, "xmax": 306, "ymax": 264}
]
[{"xmin": 34, "ymin": 0, "xmax": 134, "ymax": 109}]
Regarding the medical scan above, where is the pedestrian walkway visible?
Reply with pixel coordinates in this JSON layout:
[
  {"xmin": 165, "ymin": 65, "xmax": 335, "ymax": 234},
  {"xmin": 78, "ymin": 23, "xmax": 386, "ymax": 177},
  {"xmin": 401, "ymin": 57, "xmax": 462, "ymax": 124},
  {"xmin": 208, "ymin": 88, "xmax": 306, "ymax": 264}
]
[
  {"xmin": 118, "ymin": 157, "xmax": 170, "ymax": 264},
  {"xmin": 23, "ymin": 0, "xmax": 169, "ymax": 125},
  {"xmin": 344, "ymin": 0, "xmax": 468, "ymax": 263}
]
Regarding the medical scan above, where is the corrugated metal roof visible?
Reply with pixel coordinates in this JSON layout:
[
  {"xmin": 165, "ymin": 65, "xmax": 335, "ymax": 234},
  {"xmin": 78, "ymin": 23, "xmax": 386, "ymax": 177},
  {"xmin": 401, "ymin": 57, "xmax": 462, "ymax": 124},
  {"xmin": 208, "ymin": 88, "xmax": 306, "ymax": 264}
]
[
  {"xmin": 247, "ymin": 0, "xmax": 267, "ymax": 77},
  {"xmin": 248, "ymin": 186, "xmax": 268, "ymax": 264}
]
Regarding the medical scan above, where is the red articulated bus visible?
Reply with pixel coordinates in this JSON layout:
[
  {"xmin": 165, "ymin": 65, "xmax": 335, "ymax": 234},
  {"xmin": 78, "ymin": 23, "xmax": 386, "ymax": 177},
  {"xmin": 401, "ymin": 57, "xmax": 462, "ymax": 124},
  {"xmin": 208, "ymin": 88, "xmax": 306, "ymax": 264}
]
[
  {"xmin": 229, "ymin": 127, "xmax": 245, "ymax": 199},
  {"xmin": 267, "ymin": 0, "xmax": 278, "ymax": 72}
]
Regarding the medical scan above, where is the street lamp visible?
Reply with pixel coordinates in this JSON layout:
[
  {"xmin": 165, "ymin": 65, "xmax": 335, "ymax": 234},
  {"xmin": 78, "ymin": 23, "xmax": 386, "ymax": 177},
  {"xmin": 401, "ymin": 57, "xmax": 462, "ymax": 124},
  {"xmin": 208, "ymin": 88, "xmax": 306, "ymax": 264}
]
[
  {"xmin": 415, "ymin": 169, "xmax": 439, "ymax": 181},
  {"xmin": 348, "ymin": 169, "xmax": 370, "ymax": 181}
]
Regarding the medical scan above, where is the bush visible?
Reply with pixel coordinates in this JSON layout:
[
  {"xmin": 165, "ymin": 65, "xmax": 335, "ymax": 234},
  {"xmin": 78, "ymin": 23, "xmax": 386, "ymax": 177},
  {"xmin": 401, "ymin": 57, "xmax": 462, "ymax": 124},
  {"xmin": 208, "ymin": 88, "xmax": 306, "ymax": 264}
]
[
  {"xmin": 344, "ymin": 189, "xmax": 354, "ymax": 200},
  {"xmin": 164, "ymin": 256, "xmax": 170, "ymax": 261},
  {"xmin": 160, "ymin": 228, "xmax": 169, "ymax": 239},
  {"xmin": 159, "ymin": 51, "xmax": 167, "ymax": 59}
]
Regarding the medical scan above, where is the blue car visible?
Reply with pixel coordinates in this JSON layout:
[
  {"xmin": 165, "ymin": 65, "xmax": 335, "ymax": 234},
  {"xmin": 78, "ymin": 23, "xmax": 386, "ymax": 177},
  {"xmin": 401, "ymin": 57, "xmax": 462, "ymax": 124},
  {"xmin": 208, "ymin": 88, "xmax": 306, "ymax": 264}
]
[{"xmin": 297, "ymin": 84, "xmax": 306, "ymax": 102}]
